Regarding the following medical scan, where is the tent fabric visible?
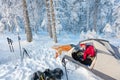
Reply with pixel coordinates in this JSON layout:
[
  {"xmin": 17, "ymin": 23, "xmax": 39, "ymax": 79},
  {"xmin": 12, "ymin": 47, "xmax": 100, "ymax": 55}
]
[
  {"xmin": 62, "ymin": 55, "xmax": 116, "ymax": 80},
  {"xmin": 65, "ymin": 39, "xmax": 120, "ymax": 80},
  {"xmin": 79, "ymin": 39, "xmax": 120, "ymax": 59}
]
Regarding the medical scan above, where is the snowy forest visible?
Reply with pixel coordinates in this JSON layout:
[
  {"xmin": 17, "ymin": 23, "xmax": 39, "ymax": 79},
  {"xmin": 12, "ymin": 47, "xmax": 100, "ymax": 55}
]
[
  {"xmin": 0, "ymin": 0, "xmax": 120, "ymax": 80},
  {"xmin": 0, "ymin": 0, "xmax": 120, "ymax": 42}
]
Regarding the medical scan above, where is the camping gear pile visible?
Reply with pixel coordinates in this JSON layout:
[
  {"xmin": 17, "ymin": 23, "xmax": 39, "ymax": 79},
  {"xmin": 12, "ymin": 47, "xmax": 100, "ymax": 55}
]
[{"xmin": 31, "ymin": 68, "xmax": 63, "ymax": 80}]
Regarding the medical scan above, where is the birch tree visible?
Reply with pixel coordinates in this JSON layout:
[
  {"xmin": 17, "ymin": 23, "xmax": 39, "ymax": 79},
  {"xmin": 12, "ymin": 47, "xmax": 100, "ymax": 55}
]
[
  {"xmin": 45, "ymin": 0, "xmax": 53, "ymax": 38},
  {"xmin": 50, "ymin": 0, "xmax": 57, "ymax": 43},
  {"xmin": 87, "ymin": 0, "xmax": 90, "ymax": 30},
  {"xmin": 93, "ymin": 0, "xmax": 100, "ymax": 32},
  {"xmin": 22, "ymin": 0, "xmax": 32, "ymax": 42}
]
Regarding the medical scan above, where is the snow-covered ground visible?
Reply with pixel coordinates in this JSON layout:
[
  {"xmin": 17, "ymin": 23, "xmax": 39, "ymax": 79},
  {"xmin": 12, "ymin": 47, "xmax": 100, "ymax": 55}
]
[{"xmin": 0, "ymin": 31, "xmax": 120, "ymax": 80}]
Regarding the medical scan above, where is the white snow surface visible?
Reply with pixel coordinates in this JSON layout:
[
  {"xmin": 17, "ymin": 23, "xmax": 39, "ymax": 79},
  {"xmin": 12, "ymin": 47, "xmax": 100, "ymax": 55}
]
[
  {"xmin": 0, "ymin": 31, "xmax": 120, "ymax": 80},
  {"xmin": 103, "ymin": 23, "xmax": 112, "ymax": 33},
  {"xmin": 0, "ymin": 21, "xmax": 4, "ymax": 33}
]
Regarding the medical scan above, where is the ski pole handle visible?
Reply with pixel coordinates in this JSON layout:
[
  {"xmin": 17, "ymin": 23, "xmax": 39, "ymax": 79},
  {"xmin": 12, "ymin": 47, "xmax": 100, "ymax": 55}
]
[
  {"xmin": 7, "ymin": 37, "xmax": 10, "ymax": 44},
  {"xmin": 62, "ymin": 57, "xmax": 66, "ymax": 66},
  {"xmin": 18, "ymin": 36, "xmax": 21, "ymax": 40}
]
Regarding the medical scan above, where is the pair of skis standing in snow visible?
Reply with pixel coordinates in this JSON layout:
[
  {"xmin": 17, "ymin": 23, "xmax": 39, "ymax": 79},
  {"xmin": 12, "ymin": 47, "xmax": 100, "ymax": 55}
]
[{"xmin": 7, "ymin": 37, "xmax": 30, "ymax": 60}]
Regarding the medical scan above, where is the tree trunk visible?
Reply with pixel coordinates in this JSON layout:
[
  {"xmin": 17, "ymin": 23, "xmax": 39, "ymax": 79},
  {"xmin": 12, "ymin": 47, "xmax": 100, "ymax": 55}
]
[
  {"xmin": 22, "ymin": 0, "xmax": 32, "ymax": 42},
  {"xmin": 87, "ymin": 0, "xmax": 90, "ymax": 30},
  {"xmin": 93, "ymin": 0, "xmax": 100, "ymax": 32},
  {"xmin": 45, "ymin": 0, "xmax": 53, "ymax": 38},
  {"xmin": 93, "ymin": 0, "xmax": 97, "ymax": 32},
  {"xmin": 50, "ymin": 0, "xmax": 57, "ymax": 43}
]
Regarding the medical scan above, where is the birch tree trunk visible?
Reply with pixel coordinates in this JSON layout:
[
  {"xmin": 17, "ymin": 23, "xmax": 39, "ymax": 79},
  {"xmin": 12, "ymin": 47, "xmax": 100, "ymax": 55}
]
[
  {"xmin": 87, "ymin": 0, "xmax": 89, "ymax": 30},
  {"xmin": 45, "ymin": 0, "xmax": 53, "ymax": 38},
  {"xmin": 50, "ymin": 0, "xmax": 57, "ymax": 43},
  {"xmin": 93, "ymin": 0, "xmax": 97, "ymax": 32},
  {"xmin": 22, "ymin": 0, "xmax": 32, "ymax": 42},
  {"xmin": 93, "ymin": 0, "xmax": 100, "ymax": 32}
]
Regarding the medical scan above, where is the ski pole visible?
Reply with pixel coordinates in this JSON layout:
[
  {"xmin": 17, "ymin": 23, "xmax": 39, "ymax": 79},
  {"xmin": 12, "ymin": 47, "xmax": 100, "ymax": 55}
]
[
  {"xmin": 17, "ymin": 33, "xmax": 22, "ymax": 61},
  {"xmin": 23, "ymin": 48, "xmax": 30, "ymax": 59},
  {"xmin": 7, "ymin": 37, "xmax": 12, "ymax": 52},
  {"xmin": 10, "ymin": 39, "xmax": 14, "ymax": 52},
  {"xmin": 62, "ymin": 58, "xmax": 69, "ymax": 80}
]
